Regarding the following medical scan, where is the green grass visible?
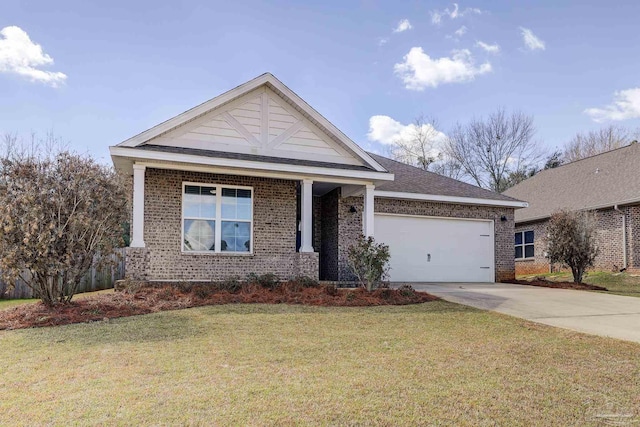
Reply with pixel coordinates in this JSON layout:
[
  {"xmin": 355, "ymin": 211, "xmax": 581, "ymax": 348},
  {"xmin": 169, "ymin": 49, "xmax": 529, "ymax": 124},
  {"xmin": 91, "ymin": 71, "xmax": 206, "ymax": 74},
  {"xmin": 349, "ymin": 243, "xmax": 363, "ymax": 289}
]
[
  {"xmin": 1, "ymin": 302, "xmax": 638, "ymax": 426},
  {"xmin": 0, "ymin": 298, "xmax": 36, "ymax": 310},
  {"xmin": 518, "ymin": 271, "xmax": 640, "ymax": 297},
  {"xmin": 0, "ymin": 289, "xmax": 115, "ymax": 311}
]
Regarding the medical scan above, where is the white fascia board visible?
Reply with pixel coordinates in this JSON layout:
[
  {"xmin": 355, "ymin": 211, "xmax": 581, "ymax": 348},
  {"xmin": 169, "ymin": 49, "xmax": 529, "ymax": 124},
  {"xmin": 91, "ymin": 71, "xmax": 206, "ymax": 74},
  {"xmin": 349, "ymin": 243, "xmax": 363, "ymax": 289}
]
[
  {"xmin": 374, "ymin": 190, "xmax": 529, "ymax": 208},
  {"xmin": 110, "ymin": 146, "xmax": 394, "ymax": 182},
  {"xmin": 115, "ymin": 72, "xmax": 386, "ymax": 173}
]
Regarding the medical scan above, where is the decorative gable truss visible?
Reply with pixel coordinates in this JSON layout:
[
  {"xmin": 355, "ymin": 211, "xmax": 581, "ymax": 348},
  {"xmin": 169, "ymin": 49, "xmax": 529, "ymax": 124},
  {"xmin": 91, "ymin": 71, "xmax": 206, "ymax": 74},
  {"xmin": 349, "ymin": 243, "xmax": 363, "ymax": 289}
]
[{"xmin": 147, "ymin": 86, "xmax": 363, "ymax": 166}]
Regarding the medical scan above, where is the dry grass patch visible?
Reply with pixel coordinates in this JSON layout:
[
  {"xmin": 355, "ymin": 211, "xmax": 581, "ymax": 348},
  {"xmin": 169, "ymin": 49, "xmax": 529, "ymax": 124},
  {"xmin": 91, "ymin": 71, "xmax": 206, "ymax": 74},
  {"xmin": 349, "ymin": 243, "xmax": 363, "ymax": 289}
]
[{"xmin": 0, "ymin": 302, "xmax": 639, "ymax": 426}]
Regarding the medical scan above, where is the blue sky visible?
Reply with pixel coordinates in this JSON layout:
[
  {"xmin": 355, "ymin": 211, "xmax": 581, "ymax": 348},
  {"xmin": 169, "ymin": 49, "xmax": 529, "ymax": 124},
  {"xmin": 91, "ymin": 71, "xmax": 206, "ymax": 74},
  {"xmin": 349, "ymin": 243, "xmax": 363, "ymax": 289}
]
[{"xmin": 1, "ymin": 0, "xmax": 640, "ymax": 164}]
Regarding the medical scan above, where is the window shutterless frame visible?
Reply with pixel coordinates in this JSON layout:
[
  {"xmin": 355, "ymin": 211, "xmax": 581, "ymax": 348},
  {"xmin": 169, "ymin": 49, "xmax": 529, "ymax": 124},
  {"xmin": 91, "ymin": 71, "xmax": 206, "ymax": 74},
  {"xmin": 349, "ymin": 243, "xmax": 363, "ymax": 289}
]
[
  {"xmin": 515, "ymin": 230, "xmax": 534, "ymax": 259},
  {"xmin": 181, "ymin": 182, "xmax": 253, "ymax": 255}
]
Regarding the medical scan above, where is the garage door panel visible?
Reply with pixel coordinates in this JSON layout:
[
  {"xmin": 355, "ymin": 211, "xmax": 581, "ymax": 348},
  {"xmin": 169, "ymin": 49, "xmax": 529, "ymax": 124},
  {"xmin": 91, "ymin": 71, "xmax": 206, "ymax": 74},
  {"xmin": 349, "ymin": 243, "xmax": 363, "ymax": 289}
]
[{"xmin": 374, "ymin": 214, "xmax": 494, "ymax": 282}]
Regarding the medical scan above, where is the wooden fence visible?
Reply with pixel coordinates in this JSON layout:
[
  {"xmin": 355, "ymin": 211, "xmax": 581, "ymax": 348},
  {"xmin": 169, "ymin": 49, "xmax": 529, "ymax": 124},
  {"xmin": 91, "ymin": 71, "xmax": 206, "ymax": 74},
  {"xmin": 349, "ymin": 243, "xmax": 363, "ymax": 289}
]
[{"xmin": 0, "ymin": 249, "xmax": 126, "ymax": 300}]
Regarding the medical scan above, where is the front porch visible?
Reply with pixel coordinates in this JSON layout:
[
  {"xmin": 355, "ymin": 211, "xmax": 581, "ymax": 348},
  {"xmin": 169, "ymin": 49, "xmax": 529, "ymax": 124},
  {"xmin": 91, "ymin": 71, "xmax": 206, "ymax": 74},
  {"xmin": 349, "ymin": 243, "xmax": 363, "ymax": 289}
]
[{"xmin": 124, "ymin": 164, "xmax": 380, "ymax": 282}]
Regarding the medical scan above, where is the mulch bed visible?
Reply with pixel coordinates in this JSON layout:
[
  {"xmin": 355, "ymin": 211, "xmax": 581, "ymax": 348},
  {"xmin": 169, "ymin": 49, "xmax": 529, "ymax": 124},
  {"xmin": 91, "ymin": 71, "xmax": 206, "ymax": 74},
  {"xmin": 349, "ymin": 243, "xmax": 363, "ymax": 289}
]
[
  {"xmin": 0, "ymin": 283, "xmax": 437, "ymax": 330},
  {"xmin": 505, "ymin": 279, "xmax": 608, "ymax": 291}
]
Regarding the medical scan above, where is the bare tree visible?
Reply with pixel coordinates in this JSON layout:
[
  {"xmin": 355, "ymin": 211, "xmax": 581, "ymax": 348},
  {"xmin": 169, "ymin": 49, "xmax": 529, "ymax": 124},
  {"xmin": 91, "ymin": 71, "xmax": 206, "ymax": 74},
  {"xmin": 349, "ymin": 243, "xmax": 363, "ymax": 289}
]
[
  {"xmin": 444, "ymin": 108, "xmax": 542, "ymax": 192},
  {"xmin": 1, "ymin": 131, "xmax": 66, "ymax": 160},
  {"xmin": 431, "ymin": 158, "xmax": 465, "ymax": 180},
  {"xmin": 563, "ymin": 125, "xmax": 640, "ymax": 163},
  {"xmin": 0, "ymin": 137, "xmax": 128, "ymax": 306},
  {"xmin": 545, "ymin": 210, "xmax": 599, "ymax": 283},
  {"xmin": 388, "ymin": 115, "xmax": 445, "ymax": 171}
]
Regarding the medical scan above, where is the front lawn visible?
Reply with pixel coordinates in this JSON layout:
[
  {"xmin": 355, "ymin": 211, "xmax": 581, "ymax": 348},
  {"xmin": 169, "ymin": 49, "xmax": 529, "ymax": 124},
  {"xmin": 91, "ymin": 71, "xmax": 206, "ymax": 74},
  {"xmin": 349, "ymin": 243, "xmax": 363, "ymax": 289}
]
[
  {"xmin": 0, "ymin": 289, "xmax": 115, "ymax": 311},
  {"xmin": 518, "ymin": 271, "xmax": 640, "ymax": 297},
  {"xmin": 1, "ymin": 302, "xmax": 638, "ymax": 425}
]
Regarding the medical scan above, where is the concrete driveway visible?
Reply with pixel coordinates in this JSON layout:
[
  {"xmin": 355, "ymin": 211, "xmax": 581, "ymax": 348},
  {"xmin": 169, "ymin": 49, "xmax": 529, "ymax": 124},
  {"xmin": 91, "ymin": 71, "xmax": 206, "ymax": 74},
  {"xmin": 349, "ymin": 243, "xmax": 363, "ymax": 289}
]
[{"xmin": 408, "ymin": 282, "xmax": 640, "ymax": 344}]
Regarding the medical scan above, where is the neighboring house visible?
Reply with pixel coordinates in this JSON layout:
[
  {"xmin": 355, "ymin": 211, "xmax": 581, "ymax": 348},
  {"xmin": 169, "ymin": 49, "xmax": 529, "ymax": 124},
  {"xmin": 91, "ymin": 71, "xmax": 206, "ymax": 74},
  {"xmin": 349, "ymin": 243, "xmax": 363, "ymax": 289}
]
[
  {"xmin": 503, "ymin": 143, "xmax": 640, "ymax": 275},
  {"xmin": 110, "ymin": 73, "xmax": 526, "ymax": 283}
]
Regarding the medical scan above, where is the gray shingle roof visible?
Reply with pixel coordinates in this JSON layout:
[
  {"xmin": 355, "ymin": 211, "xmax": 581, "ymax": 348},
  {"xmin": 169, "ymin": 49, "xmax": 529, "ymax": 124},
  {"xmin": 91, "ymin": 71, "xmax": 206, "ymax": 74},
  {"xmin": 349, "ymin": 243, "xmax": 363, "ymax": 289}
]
[
  {"xmin": 503, "ymin": 143, "xmax": 640, "ymax": 223},
  {"xmin": 369, "ymin": 153, "xmax": 521, "ymax": 202},
  {"xmin": 137, "ymin": 144, "xmax": 377, "ymax": 172}
]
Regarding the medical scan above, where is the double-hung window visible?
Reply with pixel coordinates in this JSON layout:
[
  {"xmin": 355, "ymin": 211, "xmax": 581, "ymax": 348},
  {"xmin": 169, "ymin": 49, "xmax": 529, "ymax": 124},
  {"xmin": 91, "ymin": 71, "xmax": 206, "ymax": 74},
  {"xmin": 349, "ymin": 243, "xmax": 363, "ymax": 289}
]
[
  {"xmin": 182, "ymin": 183, "xmax": 253, "ymax": 254},
  {"xmin": 515, "ymin": 230, "xmax": 534, "ymax": 259}
]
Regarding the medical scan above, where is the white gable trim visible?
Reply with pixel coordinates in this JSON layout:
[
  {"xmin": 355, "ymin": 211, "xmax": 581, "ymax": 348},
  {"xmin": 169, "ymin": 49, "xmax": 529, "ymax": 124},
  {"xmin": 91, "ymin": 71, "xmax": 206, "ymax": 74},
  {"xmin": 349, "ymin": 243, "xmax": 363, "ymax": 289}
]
[
  {"xmin": 374, "ymin": 190, "xmax": 529, "ymax": 208},
  {"xmin": 116, "ymin": 73, "xmax": 386, "ymax": 172}
]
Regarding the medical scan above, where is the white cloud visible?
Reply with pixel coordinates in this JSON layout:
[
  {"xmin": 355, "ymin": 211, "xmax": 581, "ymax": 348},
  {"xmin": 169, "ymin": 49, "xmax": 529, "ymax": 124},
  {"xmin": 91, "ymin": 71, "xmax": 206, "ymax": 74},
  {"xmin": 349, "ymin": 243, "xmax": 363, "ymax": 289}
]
[
  {"xmin": 431, "ymin": 3, "xmax": 482, "ymax": 25},
  {"xmin": 0, "ymin": 26, "xmax": 66, "ymax": 87},
  {"xmin": 475, "ymin": 40, "xmax": 500, "ymax": 54},
  {"xmin": 585, "ymin": 88, "xmax": 640, "ymax": 122},
  {"xmin": 393, "ymin": 19, "xmax": 412, "ymax": 33},
  {"xmin": 454, "ymin": 26, "xmax": 467, "ymax": 37},
  {"xmin": 394, "ymin": 47, "xmax": 492, "ymax": 90},
  {"xmin": 378, "ymin": 37, "xmax": 389, "ymax": 46},
  {"xmin": 367, "ymin": 115, "xmax": 447, "ymax": 162},
  {"xmin": 449, "ymin": 3, "xmax": 460, "ymax": 19},
  {"xmin": 431, "ymin": 11, "xmax": 443, "ymax": 25},
  {"xmin": 520, "ymin": 27, "xmax": 545, "ymax": 51}
]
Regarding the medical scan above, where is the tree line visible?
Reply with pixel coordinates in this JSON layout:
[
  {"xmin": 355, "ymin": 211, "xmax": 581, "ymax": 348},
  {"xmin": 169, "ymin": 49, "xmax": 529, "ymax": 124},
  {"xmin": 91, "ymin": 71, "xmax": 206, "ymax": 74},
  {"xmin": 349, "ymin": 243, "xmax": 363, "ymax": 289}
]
[{"xmin": 387, "ymin": 111, "xmax": 640, "ymax": 192}]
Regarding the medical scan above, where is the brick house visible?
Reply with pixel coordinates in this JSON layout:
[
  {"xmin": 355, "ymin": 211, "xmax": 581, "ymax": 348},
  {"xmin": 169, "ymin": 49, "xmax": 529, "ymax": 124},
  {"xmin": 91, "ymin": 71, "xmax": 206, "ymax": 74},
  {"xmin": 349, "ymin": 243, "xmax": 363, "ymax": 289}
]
[
  {"xmin": 110, "ymin": 73, "xmax": 526, "ymax": 283},
  {"xmin": 503, "ymin": 143, "xmax": 640, "ymax": 275}
]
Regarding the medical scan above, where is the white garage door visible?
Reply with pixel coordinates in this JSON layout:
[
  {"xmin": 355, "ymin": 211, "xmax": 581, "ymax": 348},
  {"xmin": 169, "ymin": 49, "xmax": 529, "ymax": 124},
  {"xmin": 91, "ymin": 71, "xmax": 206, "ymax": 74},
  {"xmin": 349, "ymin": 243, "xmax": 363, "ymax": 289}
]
[{"xmin": 374, "ymin": 214, "xmax": 495, "ymax": 282}]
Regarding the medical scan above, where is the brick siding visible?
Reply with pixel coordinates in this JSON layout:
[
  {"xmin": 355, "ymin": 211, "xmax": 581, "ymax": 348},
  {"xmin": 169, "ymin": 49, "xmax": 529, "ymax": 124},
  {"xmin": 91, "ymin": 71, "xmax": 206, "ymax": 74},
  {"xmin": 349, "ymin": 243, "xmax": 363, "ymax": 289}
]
[
  {"xmin": 126, "ymin": 168, "xmax": 318, "ymax": 281},
  {"xmin": 515, "ymin": 204, "xmax": 640, "ymax": 276}
]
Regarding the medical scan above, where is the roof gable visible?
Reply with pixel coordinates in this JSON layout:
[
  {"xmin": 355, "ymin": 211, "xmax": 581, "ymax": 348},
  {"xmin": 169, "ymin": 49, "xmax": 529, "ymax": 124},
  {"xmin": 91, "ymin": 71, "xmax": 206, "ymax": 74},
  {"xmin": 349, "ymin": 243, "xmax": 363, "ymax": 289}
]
[
  {"xmin": 117, "ymin": 73, "xmax": 385, "ymax": 171},
  {"xmin": 503, "ymin": 143, "xmax": 640, "ymax": 223}
]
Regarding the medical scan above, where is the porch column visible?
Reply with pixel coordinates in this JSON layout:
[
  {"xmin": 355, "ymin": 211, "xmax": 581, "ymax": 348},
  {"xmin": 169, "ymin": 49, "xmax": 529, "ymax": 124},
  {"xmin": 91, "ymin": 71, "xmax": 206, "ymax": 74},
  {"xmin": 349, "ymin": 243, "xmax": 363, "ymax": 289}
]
[
  {"xmin": 131, "ymin": 164, "xmax": 146, "ymax": 248},
  {"xmin": 363, "ymin": 184, "xmax": 375, "ymax": 237},
  {"xmin": 300, "ymin": 179, "xmax": 314, "ymax": 252}
]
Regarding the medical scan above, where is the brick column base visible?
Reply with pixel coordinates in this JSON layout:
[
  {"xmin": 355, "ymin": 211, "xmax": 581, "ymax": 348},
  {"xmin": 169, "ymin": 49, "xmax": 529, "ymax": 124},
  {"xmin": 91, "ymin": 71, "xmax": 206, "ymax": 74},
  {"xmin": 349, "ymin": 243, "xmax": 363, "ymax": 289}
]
[
  {"xmin": 294, "ymin": 252, "xmax": 319, "ymax": 281},
  {"xmin": 125, "ymin": 247, "xmax": 150, "ymax": 281}
]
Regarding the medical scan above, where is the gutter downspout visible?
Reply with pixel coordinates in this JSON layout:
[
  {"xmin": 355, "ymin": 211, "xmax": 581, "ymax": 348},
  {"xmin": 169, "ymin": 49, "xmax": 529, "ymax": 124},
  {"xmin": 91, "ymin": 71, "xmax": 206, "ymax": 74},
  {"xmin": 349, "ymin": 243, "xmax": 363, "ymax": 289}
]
[{"xmin": 614, "ymin": 205, "xmax": 628, "ymax": 270}]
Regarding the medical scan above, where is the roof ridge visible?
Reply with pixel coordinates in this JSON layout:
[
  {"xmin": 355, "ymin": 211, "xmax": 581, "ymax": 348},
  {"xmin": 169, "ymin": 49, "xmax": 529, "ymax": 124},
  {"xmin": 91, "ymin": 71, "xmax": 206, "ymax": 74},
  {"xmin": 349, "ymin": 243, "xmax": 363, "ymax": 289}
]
[
  {"xmin": 555, "ymin": 141, "xmax": 637, "ymax": 168},
  {"xmin": 505, "ymin": 142, "xmax": 638, "ymax": 193}
]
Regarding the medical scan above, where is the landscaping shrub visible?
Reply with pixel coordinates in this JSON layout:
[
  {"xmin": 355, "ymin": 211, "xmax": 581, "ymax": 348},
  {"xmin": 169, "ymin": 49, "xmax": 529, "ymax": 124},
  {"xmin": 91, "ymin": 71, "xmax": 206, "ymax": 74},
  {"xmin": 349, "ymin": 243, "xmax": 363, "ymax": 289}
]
[
  {"xmin": 347, "ymin": 235, "xmax": 391, "ymax": 291},
  {"xmin": 217, "ymin": 276, "xmax": 242, "ymax": 293},
  {"xmin": 397, "ymin": 284, "xmax": 416, "ymax": 297},
  {"xmin": 545, "ymin": 210, "xmax": 599, "ymax": 283},
  {"xmin": 192, "ymin": 284, "xmax": 214, "ymax": 299},
  {"xmin": 246, "ymin": 273, "xmax": 280, "ymax": 290},
  {"xmin": 175, "ymin": 281, "xmax": 193, "ymax": 293},
  {"xmin": 295, "ymin": 275, "xmax": 319, "ymax": 288},
  {"xmin": 0, "ymin": 145, "xmax": 128, "ymax": 306}
]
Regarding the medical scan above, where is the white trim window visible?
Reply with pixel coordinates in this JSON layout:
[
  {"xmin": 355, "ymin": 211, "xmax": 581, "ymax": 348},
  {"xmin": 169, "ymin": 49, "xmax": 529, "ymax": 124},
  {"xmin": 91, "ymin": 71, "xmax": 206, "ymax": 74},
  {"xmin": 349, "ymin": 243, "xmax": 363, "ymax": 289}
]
[
  {"xmin": 182, "ymin": 183, "xmax": 253, "ymax": 254},
  {"xmin": 515, "ymin": 230, "xmax": 534, "ymax": 259}
]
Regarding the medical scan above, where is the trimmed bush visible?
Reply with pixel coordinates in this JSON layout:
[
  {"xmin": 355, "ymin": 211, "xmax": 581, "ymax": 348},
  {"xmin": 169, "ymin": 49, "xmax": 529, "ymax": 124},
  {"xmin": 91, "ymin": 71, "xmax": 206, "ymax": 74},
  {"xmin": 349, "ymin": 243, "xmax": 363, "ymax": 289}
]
[{"xmin": 347, "ymin": 235, "xmax": 391, "ymax": 292}]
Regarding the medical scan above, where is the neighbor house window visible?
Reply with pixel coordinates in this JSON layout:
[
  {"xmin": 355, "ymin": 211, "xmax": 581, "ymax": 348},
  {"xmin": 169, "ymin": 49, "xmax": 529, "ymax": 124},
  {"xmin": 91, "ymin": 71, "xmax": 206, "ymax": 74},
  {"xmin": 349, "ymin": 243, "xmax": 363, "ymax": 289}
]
[
  {"xmin": 182, "ymin": 183, "xmax": 253, "ymax": 253},
  {"xmin": 515, "ymin": 230, "xmax": 534, "ymax": 259}
]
